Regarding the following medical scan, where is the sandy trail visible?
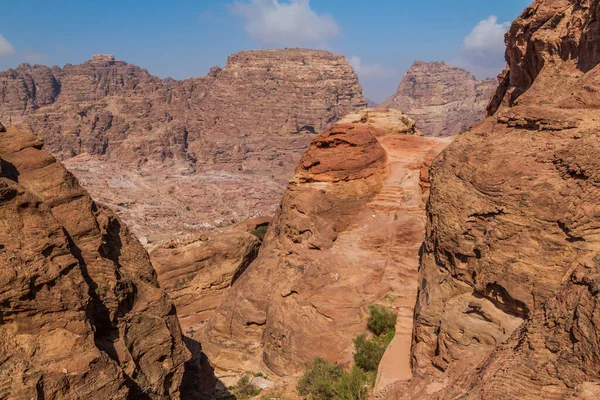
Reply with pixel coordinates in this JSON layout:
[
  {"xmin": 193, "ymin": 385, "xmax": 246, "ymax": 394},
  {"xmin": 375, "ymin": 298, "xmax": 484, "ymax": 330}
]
[{"xmin": 333, "ymin": 134, "xmax": 452, "ymax": 393}]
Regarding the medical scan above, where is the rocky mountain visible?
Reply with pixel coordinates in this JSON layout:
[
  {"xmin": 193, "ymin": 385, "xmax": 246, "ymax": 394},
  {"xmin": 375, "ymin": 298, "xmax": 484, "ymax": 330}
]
[
  {"xmin": 192, "ymin": 109, "xmax": 451, "ymax": 381},
  {"xmin": 0, "ymin": 49, "xmax": 366, "ymax": 244},
  {"xmin": 0, "ymin": 125, "xmax": 191, "ymax": 399},
  {"xmin": 382, "ymin": 0, "xmax": 600, "ymax": 398},
  {"xmin": 380, "ymin": 61, "xmax": 496, "ymax": 136}
]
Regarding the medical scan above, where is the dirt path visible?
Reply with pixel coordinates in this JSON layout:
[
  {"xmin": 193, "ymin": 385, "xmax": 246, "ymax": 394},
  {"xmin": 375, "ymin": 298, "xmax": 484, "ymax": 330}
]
[{"xmin": 333, "ymin": 134, "xmax": 452, "ymax": 392}]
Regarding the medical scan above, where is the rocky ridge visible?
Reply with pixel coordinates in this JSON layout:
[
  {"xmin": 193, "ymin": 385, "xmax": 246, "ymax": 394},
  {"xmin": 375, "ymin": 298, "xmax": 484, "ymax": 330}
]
[
  {"xmin": 0, "ymin": 126, "xmax": 190, "ymax": 399},
  {"xmin": 383, "ymin": 0, "xmax": 600, "ymax": 398},
  {"xmin": 381, "ymin": 61, "xmax": 496, "ymax": 137},
  {"xmin": 0, "ymin": 49, "xmax": 366, "ymax": 244},
  {"xmin": 150, "ymin": 217, "xmax": 270, "ymax": 334},
  {"xmin": 195, "ymin": 109, "xmax": 451, "ymax": 383}
]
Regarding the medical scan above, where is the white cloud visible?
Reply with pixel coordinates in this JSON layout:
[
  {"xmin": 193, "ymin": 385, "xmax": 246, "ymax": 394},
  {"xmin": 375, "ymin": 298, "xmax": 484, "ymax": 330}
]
[
  {"xmin": 0, "ymin": 35, "xmax": 15, "ymax": 56},
  {"xmin": 454, "ymin": 16, "xmax": 510, "ymax": 78},
  {"xmin": 230, "ymin": 0, "xmax": 339, "ymax": 48},
  {"xmin": 349, "ymin": 56, "xmax": 397, "ymax": 79}
]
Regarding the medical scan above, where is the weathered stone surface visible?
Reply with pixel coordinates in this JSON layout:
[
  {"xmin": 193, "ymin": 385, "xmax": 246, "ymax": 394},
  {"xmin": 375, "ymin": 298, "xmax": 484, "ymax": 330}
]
[
  {"xmin": 381, "ymin": 61, "xmax": 496, "ymax": 136},
  {"xmin": 0, "ymin": 126, "xmax": 190, "ymax": 399},
  {"xmin": 199, "ymin": 109, "xmax": 450, "ymax": 380},
  {"xmin": 383, "ymin": 0, "xmax": 600, "ymax": 398},
  {"xmin": 0, "ymin": 49, "xmax": 366, "ymax": 244},
  {"xmin": 150, "ymin": 218, "xmax": 270, "ymax": 333}
]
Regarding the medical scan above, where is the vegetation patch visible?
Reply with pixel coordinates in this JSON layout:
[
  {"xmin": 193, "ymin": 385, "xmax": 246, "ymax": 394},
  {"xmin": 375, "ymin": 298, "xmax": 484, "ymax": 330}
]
[
  {"xmin": 251, "ymin": 224, "xmax": 269, "ymax": 241},
  {"xmin": 366, "ymin": 304, "xmax": 397, "ymax": 336},
  {"xmin": 297, "ymin": 305, "xmax": 397, "ymax": 399}
]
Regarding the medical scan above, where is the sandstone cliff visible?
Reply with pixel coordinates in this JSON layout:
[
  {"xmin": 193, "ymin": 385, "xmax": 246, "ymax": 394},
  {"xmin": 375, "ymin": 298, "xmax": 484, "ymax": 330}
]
[
  {"xmin": 197, "ymin": 109, "xmax": 450, "ymax": 381},
  {"xmin": 380, "ymin": 61, "xmax": 496, "ymax": 137},
  {"xmin": 150, "ymin": 218, "xmax": 270, "ymax": 333},
  {"xmin": 384, "ymin": 0, "xmax": 600, "ymax": 398},
  {"xmin": 0, "ymin": 126, "xmax": 190, "ymax": 399},
  {"xmin": 0, "ymin": 49, "xmax": 366, "ymax": 244}
]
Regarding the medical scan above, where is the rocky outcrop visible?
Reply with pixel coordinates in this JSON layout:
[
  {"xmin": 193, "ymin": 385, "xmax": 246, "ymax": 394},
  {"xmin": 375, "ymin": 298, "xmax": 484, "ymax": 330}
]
[
  {"xmin": 0, "ymin": 126, "xmax": 190, "ymax": 399},
  {"xmin": 0, "ymin": 49, "xmax": 366, "ymax": 243},
  {"xmin": 384, "ymin": 0, "xmax": 600, "ymax": 398},
  {"xmin": 381, "ymin": 61, "xmax": 496, "ymax": 136},
  {"xmin": 198, "ymin": 109, "xmax": 451, "ymax": 379},
  {"xmin": 150, "ymin": 218, "xmax": 270, "ymax": 334}
]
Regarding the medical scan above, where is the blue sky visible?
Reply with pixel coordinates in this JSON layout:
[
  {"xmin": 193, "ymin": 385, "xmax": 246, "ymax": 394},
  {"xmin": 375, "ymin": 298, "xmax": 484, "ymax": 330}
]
[{"xmin": 0, "ymin": 0, "xmax": 529, "ymax": 102}]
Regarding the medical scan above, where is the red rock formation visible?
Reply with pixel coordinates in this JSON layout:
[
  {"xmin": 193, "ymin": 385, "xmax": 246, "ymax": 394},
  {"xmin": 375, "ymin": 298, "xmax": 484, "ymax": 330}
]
[
  {"xmin": 0, "ymin": 49, "xmax": 366, "ymax": 243},
  {"xmin": 198, "ymin": 109, "xmax": 450, "ymax": 381},
  {"xmin": 150, "ymin": 218, "xmax": 270, "ymax": 333},
  {"xmin": 383, "ymin": 0, "xmax": 600, "ymax": 398},
  {"xmin": 0, "ymin": 126, "xmax": 190, "ymax": 399},
  {"xmin": 381, "ymin": 61, "xmax": 496, "ymax": 136}
]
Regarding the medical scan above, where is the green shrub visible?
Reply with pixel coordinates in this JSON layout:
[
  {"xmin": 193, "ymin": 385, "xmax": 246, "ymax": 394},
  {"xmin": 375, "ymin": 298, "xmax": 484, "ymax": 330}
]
[
  {"xmin": 297, "ymin": 359, "xmax": 373, "ymax": 400},
  {"xmin": 297, "ymin": 358, "xmax": 343, "ymax": 400},
  {"xmin": 367, "ymin": 305, "xmax": 397, "ymax": 336},
  {"xmin": 334, "ymin": 366, "xmax": 371, "ymax": 400},
  {"xmin": 233, "ymin": 373, "xmax": 262, "ymax": 399},
  {"xmin": 353, "ymin": 332, "xmax": 390, "ymax": 372},
  {"xmin": 251, "ymin": 224, "xmax": 269, "ymax": 241}
]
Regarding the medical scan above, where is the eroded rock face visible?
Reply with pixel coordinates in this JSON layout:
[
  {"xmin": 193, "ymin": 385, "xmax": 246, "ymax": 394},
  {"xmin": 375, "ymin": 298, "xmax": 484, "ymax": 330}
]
[
  {"xmin": 0, "ymin": 126, "xmax": 189, "ymax": 399},
  {"xmin": 150, "ymin": 218, "xmax": 270, "ymax": 333},
  {"xmin": 199, "ymin": 109, "xmax": 451, "ymax": 379},
  {"xmin": 384, "ymin": 1, "xmax": 600, "ymax": 398},
  {"xmin": 0, "ymin": 49, "xmax": 366, "ymax": 244},
  {"xmin": 381, "ymin": 61, "xmax": 496, "ymax": 136}
]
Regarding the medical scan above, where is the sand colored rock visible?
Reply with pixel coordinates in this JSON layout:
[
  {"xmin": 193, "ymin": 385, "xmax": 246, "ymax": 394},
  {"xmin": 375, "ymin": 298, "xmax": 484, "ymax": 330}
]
[
  {"xmin": 0, "ymin": 49, "xmax": 366, "ymax": 244},
  {"xmin": 0, "ymin": 126, "xmax": 190, "ymax": 399},
  {"xmin": 381, "ymin": 61, "xmax": 496, "ymax": 136},
  {"xmin": 150, "ymin": 218, "xmax": 270, "ymax": 333},
  {"xmin": 383, "ymin": 0, "xmax": 600, "ymax": 398},
  {"xmin": 199, "ymin": 109, "xmax": 450, "ymax": 380}
]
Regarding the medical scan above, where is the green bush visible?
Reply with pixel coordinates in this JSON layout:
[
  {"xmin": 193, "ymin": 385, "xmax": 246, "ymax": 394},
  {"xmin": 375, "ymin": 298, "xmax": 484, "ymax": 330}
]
[
  {"xmin": 335, "ymin": 366, "xmax": 371, "ymax": 400},
  {"xmin": 233, "ymin": 373, "xmax": 261, "ymax": 399},
  {"xmin": 353, "ymin": 305, "xmax": 396, "ymax": 372},
  {"xmin": 297, "ymin": 358, "xmax": 343, "ymax": 400},
  {"xmin": 297, "ymin": 359, "xmax": 372, "ymax": 400},
  {"xmin": 367, "ymin": 305, "xmax": 397, "ymax": 336},
  {"xmin": 298, "ymin": 306, "xmax": 397, "ymax": 399},
  {"xmin": 251, "ymin": 224, "xmax": 269, "ymax": 241},
  {"xmin": 353, "ymin": 330, "xmax": 394, "ymax": 372}
]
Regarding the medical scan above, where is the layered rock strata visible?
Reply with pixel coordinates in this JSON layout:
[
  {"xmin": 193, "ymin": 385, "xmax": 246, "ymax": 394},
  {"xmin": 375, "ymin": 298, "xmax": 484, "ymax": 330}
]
[
  {"xmin": 0, "ymin": 49, "xmax": 366, "ymax": 243},
  {"xmin": 384, "ymin": 0, "xmax": 600, "ymax": 398},
  {"xmin": 199, "ymin": 109, "xmax": 451, "ymax": 380},
  {"xmin": 150, "ymin": 218, "xmax": 270, "ymax": 333},
  {"xmin": 0, "ymin": 126, "xmax": 189, "ymax": 399},
  {"xmin": 381, "ymin": 61, "xmax": 496, "ymax": 136}
]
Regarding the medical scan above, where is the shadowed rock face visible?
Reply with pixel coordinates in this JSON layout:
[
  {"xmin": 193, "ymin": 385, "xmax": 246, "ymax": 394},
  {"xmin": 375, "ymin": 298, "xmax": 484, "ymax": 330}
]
[
  {"xmin": 198, "ymin": 109, "xmax": 451, "ymax": 379},
  {"xmin": 381, "ymin": 61, "xmax": 496, "ymax": 137},
  {"xmin": 0, "ymin": 49, "xmax": 366, "ymax": 244},
  {"xmin": 383, "ymin": 1, "xmax": 600, "ymax": 398},
  {"xmin": 0, "ymin": 126, "xmax": 190, "ymax": 399},
  {"xmin": 150, "ymin": 218, "xmax": 270, "ymax": 334}
]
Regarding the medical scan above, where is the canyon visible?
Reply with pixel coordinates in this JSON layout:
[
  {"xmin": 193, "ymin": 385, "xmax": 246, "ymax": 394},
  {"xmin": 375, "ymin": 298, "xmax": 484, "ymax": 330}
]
[
  {"xmin": 381, "ymin": 61, "xmax": 496, "ymax": 137},
  {"xmin": 4, "ymin": 0, "xmax": 600, "ymax": 398},
  {"xmin": 196, "ymin": 109, "xmax": 451, "ymax": 387},
  {"xmin": 0, "ymin": 49, "xmax": 366, "ymax": 246}
]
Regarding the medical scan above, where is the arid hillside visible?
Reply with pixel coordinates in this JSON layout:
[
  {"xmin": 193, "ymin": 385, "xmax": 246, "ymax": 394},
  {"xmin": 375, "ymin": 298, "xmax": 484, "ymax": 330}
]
[
  {"xmin": 0, "ymin": 49, "xmax": 366, "ymax": 245},
  {"xmin": 191, "ymin": 109, "xmax": 450, "ymax": 387}
]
